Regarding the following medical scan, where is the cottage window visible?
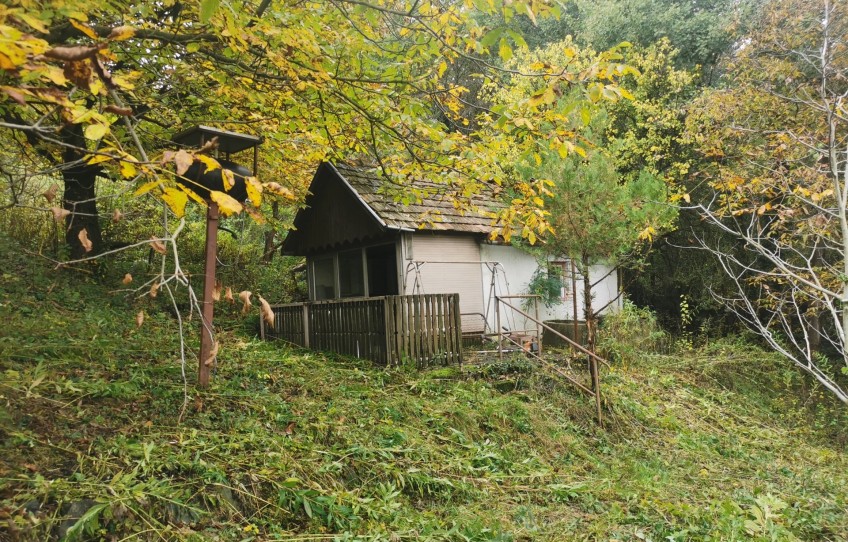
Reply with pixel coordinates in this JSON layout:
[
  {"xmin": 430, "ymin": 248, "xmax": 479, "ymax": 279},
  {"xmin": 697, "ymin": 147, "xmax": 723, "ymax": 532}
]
[
  {"xmin": 313, "ymin": 257, "xmax": 336, "ymax": 300},
  {"xmin": 339, "ymin": 249, "xmax": 365, "ymax": 298}
]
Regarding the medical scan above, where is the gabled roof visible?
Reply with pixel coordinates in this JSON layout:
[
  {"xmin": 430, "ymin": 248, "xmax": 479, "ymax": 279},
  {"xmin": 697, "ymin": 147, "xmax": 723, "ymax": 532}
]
[
  {"xmin": 282, "ymin": 162, "xmax": 502, "ymax": 255},
  {"xmin": 331, "ymin": 163, "xmax": 500, "ymax": 234}
]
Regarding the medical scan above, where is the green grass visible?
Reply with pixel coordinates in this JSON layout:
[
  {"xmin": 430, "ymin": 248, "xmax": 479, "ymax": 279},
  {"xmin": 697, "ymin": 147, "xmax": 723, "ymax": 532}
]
[{"xmin": 1, "ymin": 236, "xmax": 847, "ymax": 541}]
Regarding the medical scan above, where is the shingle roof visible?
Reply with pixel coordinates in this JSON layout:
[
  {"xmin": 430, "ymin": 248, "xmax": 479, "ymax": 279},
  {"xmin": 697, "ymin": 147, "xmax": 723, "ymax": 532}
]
[{"xmin": 330, "ymin": 163, "xmax": 501, "ymax": 235}]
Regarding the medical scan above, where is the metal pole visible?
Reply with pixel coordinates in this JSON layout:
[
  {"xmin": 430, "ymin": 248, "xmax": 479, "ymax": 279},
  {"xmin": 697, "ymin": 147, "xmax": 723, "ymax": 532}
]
[
  {"xmin": 496, "ymin": 296, "xmax": 502, "ymax": 361},
  {"xmin": 198, "ymin": 201, "xmax": 219, "ymax": 388}
]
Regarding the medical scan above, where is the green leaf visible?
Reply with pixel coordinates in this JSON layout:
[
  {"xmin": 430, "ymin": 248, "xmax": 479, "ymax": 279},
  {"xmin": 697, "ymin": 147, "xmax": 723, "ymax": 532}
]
[
  {"xmin": 199, "ymin": 0, "xmax": 220, "ymax": 23},
  {"xmin": 64, "ymin": 503, "xmax": 109, "ymax": 539},
  {"xmin": 498, "ymin": 38, "xmax": 512, "ymax": 62},
  {"xmin": 84, "ymin": 123, "xmax": 108, "ymax": 140},
  {"xmin": 480, "ymin": 28, "xmax": 503, "ymax": 49}
]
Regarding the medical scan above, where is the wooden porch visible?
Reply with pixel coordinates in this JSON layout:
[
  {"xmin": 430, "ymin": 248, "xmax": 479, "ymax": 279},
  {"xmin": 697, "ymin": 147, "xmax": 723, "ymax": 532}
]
[{"xmin": 260, "ymin": 294, "xmax": 463, "ymax": 368}]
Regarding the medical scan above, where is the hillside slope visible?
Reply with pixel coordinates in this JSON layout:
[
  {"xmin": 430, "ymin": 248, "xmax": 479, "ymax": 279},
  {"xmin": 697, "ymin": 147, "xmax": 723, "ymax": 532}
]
[{"xmin": 1, "ymin": 237, "xmax": 846, "ymax": 541}]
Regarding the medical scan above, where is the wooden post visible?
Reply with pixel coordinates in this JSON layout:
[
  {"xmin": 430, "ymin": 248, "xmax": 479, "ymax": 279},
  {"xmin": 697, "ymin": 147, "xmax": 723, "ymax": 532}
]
[
  {"xmin": 591, "ymin": 355, "xmax": 603, "ymax": 426},
  {"xmin": 534, "ymin": 296, "xmax": 542, "ymax": 357},
  {"xmin": 302, "ymin": 304, "xmax": 310, "ymax": 348},
  {"xmin": 571, "ymin": 260, "xmax": 579, "ymax": 344},
  {"xmin": 198, "ymin": 202, "xmax": 219, "ymax": 388}
]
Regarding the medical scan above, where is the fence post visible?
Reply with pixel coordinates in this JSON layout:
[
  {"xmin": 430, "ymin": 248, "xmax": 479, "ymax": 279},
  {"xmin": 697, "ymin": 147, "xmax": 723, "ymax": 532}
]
[{"xmin": 302, "ymin": 304, "xmax": 310, "ymax": 348}]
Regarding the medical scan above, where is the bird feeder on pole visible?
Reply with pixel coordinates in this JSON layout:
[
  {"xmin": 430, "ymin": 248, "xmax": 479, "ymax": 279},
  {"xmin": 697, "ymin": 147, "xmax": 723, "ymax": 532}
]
[{"xmin": 171, "ymin": 126, "xmax": 262, "ymax": 387}]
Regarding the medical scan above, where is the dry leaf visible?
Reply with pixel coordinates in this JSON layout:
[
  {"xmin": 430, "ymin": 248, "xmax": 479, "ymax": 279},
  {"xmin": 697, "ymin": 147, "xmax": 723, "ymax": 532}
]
[
  {"xmin": 51, "ymin": 207, "xmax": 70, "ymax": 222},
  {"xmin": 284, "ymin": 421, "xmax": 295, "ymax": 435},
  {"xmin": 78, "ymin": 229, "xmax": 93, "ymax": 253},
  {"xmin": 44, "ymin": 44, "xmax": 104, "ymax": 61},
  {"xmin": 174, "ymin": 149, "xmax": 193, "ymax": 176},
  {"xmin": 212, "ymin": 280, "xmax": 222, "ymax": 302},
  {"xmin": 149, "ymin": 282, "xmax": 159, "ymax": 298},
  {"xmin": 112, "ymin": 208, "xmax": 123, "ymax": 223},
  {"xmin": 136, "ymin": 310, "xmax": 144, "ymax": 328},
  {"xmin": 259, "ymin": 296, "xmax": 274, "ymax": 327},
  {"xmin": 43, "ymin": 183, "xmax": 59, "ymax": 204},
  {"xmin": 264, "ymin": 182, "xmax": 296, "ymax": 200},
  {"xmin": 239, "ymin": 290, "xmax": 252, "ymax": 314},
  {"xmin": 121, "ymin": 273, "xmax": 133, "ymax": 285},
  {"xmin": 104, "ymin": 104, "xmax": 133, "ymax": 116},
  {"xmin": 2, "ymin": 86, "xmax": 28, "ymax": 105},
  {"xmin": 197, "ymin": 136, "xmax": 219, "ymax": 154},
  {"xmin": 204, "ymin": 340, "xmax": 219, "ymax": 367},
  {"xmin": 150, "ymin": 237, "xmax": 167, "ymax": 255},
  {"xmin": 224, "ymin": 287, "xmax": 234, "ymax": 304}
]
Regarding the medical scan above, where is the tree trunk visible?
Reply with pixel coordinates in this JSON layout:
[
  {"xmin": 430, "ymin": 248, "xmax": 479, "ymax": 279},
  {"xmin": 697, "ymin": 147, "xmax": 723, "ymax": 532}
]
[
  {"xmin": 580, "ymin": 252, "xmax": 595, "ymax": 353},
  {"xmin": 61, "ymin": 126, "xmax": 102, "ymax": 259},
  {"xmin": 261, "ymin": 201, "xmax": 279, "ymax": 263}
]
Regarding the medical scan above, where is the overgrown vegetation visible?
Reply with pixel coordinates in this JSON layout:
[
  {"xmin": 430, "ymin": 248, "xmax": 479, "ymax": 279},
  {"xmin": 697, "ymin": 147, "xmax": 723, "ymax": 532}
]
[{"xmin": 1, "ymin": 235, "xmax": 846, "ymax": 540}]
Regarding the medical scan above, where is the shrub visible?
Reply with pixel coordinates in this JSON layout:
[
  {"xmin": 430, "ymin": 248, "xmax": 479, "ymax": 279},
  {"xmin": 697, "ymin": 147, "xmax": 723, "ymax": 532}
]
[{"xmin": 597, "ymin": 299, "xmax": 667, "ymax": 364}]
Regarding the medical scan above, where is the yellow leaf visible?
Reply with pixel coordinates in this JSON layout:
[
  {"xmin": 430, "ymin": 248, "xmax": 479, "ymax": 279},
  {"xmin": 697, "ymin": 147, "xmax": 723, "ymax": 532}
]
[
  {"xmin": 15, "ymin": 12, "xmax": 49, "ymax": 34},
  {"xmin": 438, "ymin": 61, "xmax": 448, "ymax": 78},
  {"xmin": 179, "ymin": 184, "xmax": 206, "ymax": 205},
  {"xmin": 161, "ymin": 186, "xmax": 189, "ymax": 217},
  {"xmin": 136, "ymin": 310, "xmax": 144, "ymax": 328},
  {"xmin": 196, "ymin": 154, "xmax": 220, "ymax": 173},
  {"xmin": 210, "ymin": 190, "xmax": 243, "ymax": 216},
  {"xmin": 638, "ymin": 226, "xmax": 656, "ymax": 242},
  {"xmin": 108, "ymin": 26, "xmax": 135, "ymax": 41},
  {"xmin": 69, "ymin": 18, "xmax": 99, "ymax": 39},
  {"xmin": 120, "ymin": 160, "xmax": 137, "ymax": 179},
  {"xmin": 89, "ymin": 77, "xmax": 104, "ymax": 96},
  {"xmin": 245, "ymin": 176, "xmax": 263, "ymax": 207},
  {"xmin": 134, "ymin": 180, "xmax": 161, "ymax": 196},
  {"xmin": 111, "ymin": 73, "xmax": 136, "ymax": 90},
  {"xmin": 84, "ymin": 122, "xmax": 108, "ymax": 140},
  {"xmin": 87, "ymin": 152, "xmax": 112, "ymax": 165},
  {"xmin": 682, "ymin": 193, "xmax": 691, "ymax": 204},
  {"xmin": 122, "ymin": 273, "xmax": 133, "ymax": 285}
]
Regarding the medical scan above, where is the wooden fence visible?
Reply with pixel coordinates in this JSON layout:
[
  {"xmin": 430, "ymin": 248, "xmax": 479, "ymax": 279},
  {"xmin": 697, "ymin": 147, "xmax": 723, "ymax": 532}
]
[{"xmin": 261, "ymin": 294, "xmax": 462, "ymax": 367}]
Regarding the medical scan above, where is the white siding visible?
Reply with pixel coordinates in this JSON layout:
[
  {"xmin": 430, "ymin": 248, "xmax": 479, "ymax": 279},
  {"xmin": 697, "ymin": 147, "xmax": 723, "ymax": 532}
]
[
  {"xmin": 479, "ymin": 244, "xmax": 620, "ymax": 334},
  {"xmin": 405, "ymin": 234, "xmax": 486, "ymax": 332}
]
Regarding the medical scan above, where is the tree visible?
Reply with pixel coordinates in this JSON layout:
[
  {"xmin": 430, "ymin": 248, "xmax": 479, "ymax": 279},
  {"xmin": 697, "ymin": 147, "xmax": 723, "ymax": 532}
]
[
  {"xmin": 1, "ymin": 0, "xmax": 637, "ymax": 258},
  {"xmin": 688, "ymin": 0, "xmax": 848, "ymax": 403},
  {"xmin": 483, "ymin": 37, "xmax": 676, "ymax": 350}
]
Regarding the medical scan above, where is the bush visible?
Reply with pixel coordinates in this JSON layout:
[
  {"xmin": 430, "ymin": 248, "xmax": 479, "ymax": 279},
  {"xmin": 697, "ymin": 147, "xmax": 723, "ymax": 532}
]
[{"xmin": 597, "ymin": 299, "xmax": 668, "ymax": 364}]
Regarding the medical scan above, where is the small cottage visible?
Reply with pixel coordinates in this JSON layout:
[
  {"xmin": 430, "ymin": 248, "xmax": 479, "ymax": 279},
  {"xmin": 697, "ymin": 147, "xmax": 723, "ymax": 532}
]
[{"xmin": 281, "ymin": 162, "xmax": 620, "ymax": 339}]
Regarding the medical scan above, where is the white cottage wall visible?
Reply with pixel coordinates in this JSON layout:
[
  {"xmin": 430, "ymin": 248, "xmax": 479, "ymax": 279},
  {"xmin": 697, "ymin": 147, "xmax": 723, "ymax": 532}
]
[
  {"xmin": 479, "ymin": 244, "xmax": 620, "ymax": 334},
  {"xmin": 404, "ymin": 234, "xmax": 487, "ymax": 332}
]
